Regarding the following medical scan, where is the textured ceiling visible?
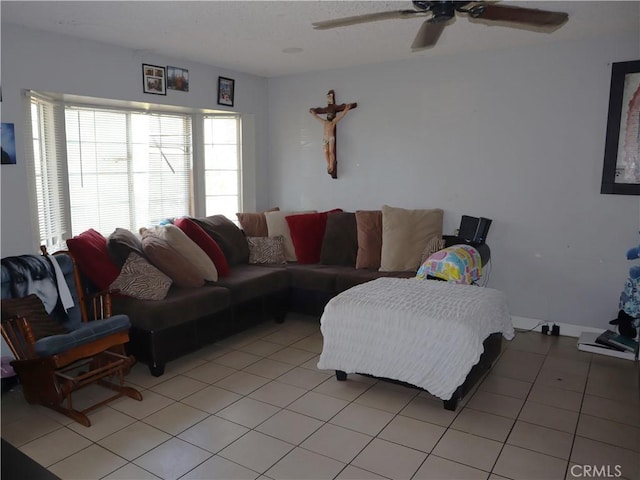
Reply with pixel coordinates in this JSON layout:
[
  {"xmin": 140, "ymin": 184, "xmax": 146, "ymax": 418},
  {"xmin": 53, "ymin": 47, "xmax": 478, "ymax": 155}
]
[{"xmin": 2, "ymin": 1, "xmax": 638, "ymax": 77}]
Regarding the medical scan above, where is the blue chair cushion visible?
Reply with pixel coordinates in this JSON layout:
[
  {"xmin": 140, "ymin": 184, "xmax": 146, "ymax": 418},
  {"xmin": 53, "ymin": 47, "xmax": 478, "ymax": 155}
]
[{"xmin": 34, "ymin": 314, "xmax": 130, "ymax": 357}]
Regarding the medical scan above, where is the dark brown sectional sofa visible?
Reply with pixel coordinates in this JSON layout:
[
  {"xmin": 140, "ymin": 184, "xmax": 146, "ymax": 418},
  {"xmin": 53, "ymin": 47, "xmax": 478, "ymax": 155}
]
[{"xmin": 103, "ymin": 211, "xmax": 489, "ymax": 377}]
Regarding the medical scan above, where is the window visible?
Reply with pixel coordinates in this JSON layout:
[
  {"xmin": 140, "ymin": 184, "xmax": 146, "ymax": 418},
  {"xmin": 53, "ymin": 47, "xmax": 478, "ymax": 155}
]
[
  {"xmin": 25, "ymin": 92, "xmax": 242, "ymax": 252},
  {"xmin": 65, "ymin": 107, "xmax": 192, "ymax": 234},
  {"xmin": 203, "ymin": 115, "xmax": 241, "ymax": 220}
]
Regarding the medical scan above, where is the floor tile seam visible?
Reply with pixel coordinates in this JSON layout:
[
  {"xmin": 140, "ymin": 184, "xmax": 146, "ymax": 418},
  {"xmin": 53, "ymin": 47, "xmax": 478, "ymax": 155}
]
[
  {"xmin": 96, "ymin": 429, "xmax": 177, "ymax": 464},
  {"xmin": 480, "ymin": 363, "xmax": 541, "ymax": 477},
  {"xmin": 417, "ymin": 452, "xmax": 497, "ymax": 477},
  {"xmin": 47, "ymin": 440, "xmax": 130, "ymax": 477},
  {"xmin": 128, "ymin": 439, "xmax": 215, "ymax": 479},
  {"xmin": 242, "ymin": 364, "xmax": 305, "ymax": 384},
  {"xmin": 298, "ymin": 425, "xmax": 376, "ymax": 465},
  {"xmin": 176, "ymin": 453, "xmax": 263, "ymax": 480},
  {"xmin": 341, "ymin": 461, "xmax": 393, "ymax": 480},
  {"xmin": 175, "ymin": 423, "xmax": 254, "ymax": 456},
  {"xmin": 503, "ymin": 434, "xmax": 572, "ymax": 461},
  {"xmin": 573, "ymin": 431, "xmax": 640, "ymax": 454},
  {"xmin": 99, "ymin": 461, "xmax": 159, "ymax": 480},
  {"xmin": 215, "ymin": 435, "xmax": 295, "ymax": 476},
  {"xmin": 138, "ymin": 406, "xmax": 214, "ymax": 437},
  {"xmin": 177, "ymin": 365, "xmax": 240, "ymax": 385},
  {"xmin": 6, "ymin": 420, "xmax": 67, "ymax": 448},
  {"xmin": 151, "ymin": 376, "xmax": 212, "ymax": 401},
  {"xmin": 375, "ymin": 415, "xmax": 449, "ymax": 456},
  {"xmin": 578, "ymin": 411, "xmax": 640, "ymax": 431},
  {"xmin": 559, "ymin": 353, "xmax": 593, "ymax": 480},
  {"xmin": 581, "ymin": 389, "xmax": 640, "ymax": 407},
  {"xmin": 16, "ymin": 426, "xmax": 94, "ymax": 468},
  {"xmin": 211, "ymin": 396, "xmax": 284, "ymax": 429}
]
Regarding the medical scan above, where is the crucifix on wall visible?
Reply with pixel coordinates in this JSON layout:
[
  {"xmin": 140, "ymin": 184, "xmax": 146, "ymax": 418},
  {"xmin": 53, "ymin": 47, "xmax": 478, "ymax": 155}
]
[{"xmin": 309, "ymin": 90, "xmax": 357, "ymax": 179}]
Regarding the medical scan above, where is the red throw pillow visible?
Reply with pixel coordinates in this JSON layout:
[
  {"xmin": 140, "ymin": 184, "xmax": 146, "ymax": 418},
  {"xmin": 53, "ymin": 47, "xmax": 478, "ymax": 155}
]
[
  {"xmin": 174, "ymin": 217, "xmax": 230, "ymax": 277},
  {"xmin": 66, "ymin": 229, "xmax": 121, "ymax": 290},
  {"xmin": 285, "ymin": 209, "xmax": 342, "ymax": 264}
]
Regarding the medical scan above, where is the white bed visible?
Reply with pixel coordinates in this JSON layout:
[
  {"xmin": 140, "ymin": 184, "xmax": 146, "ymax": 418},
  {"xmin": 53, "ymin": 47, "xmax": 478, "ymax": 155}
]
[{"xmin": 317, "ymin": 277, "xmax": 514, "ymax": 404}]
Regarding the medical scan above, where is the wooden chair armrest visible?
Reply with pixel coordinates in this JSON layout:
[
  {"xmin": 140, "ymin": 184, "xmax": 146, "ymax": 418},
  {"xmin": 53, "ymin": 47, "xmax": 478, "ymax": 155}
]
[{"xmin": 1, "ymin": 316, "xmax": 38, "ymax": 360}]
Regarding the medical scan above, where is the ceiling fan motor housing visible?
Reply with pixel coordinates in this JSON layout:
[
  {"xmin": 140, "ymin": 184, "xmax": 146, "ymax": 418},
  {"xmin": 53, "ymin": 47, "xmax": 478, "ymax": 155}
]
[{"xmin": 412, "ymin": 1, "xmax": 471, "ymax": 22}]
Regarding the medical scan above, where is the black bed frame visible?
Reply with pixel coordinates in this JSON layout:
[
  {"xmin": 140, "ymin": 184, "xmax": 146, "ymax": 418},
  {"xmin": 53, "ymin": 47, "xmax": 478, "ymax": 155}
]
[{"xmin": 334, "ymin": 332, "xmax": 503, "ymax": 411}]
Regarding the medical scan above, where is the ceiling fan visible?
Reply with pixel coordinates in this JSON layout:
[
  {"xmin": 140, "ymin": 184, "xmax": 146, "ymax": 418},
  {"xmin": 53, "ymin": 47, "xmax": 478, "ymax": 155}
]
[{"xmin": 312, "ymin": 1, "xmax": 569, "ymax": 51}]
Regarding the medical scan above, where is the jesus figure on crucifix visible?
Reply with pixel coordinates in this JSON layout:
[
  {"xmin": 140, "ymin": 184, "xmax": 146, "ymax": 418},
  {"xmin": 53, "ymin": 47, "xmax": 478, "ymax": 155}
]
[{"xmin": 309, "ymin": 90, "xmax": 357, "ymax": 178}]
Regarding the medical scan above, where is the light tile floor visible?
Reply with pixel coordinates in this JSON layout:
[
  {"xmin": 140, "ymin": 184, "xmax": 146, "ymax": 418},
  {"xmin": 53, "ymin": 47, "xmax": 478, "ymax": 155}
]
[{"xmin": 2, "ymin": 313, "xmax": 639, "ymax": 480}]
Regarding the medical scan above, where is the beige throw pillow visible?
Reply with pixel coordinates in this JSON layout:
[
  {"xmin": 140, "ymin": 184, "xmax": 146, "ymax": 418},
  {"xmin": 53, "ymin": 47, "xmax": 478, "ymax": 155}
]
[
  {"xmin": 264, "ymin": 210, "xmax": 316, "ymax": 262},
  {"xmin": 379, "ymin": 205, "xmax": 444, "ymax": 272},
  {"xmin": 141, "ymin": 225, "xmax": 218, "ymax": 282}
]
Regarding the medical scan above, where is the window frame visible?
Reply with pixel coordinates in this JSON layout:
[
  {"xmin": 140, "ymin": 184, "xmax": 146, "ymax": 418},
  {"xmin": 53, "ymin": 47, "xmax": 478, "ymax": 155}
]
[{"xmin": 24, "ymin": 90, "xmax": 243, "ymax": 251}]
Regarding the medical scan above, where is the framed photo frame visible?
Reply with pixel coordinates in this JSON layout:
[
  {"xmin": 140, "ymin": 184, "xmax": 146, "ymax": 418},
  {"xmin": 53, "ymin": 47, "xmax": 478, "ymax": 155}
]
[
  {"xmin": 217, "ymin": 77, "xmax": 235, "ymax": 107},
  {"xmin": 601, "ymin": 60, "xmax": 640, "ymax": 195},
  {"xmin": 167, "ymin": 66, "xmax": 189, "ymax": 92},
  {"xmin": 142, "ymin": 64, "xmax": 166, "ymax": 95}
]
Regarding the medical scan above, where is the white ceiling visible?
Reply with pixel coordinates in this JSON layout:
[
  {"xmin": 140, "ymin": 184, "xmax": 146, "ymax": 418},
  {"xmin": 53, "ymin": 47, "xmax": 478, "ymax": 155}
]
[{"xmin": 2, "ymin": 1, "xmax": 638, "ymax": 78}]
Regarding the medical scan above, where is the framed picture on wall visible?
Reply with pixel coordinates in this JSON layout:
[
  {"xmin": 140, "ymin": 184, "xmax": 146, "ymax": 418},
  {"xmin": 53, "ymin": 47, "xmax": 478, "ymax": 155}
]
[
  {"xmin": 142, "ymin": 64, "xmax": 166, "ymax": 95},
  {"xmin": 217, "ymin": 77, "xmax": 235, "ymax": 107},
  {"xmin": 601, "ymin": 60, "xmax": 640, "ymax": 195},
  {"xmin": 167, "ymin": 66, "xmax": 189, "ymax": 92}
]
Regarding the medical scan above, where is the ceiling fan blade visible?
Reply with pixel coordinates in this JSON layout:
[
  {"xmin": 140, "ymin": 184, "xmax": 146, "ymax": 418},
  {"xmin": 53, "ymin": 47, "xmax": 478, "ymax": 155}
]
[
  {"xmin": 411, "ymin": 20, "xmax": 447, "ymax": 51},
  {"xmin": 473, "ymin": 4, "xmax": 568, "ymax": 28},
  {"xmin": 312, "ymin": 9, "xmax": 424, "ymax": 30}
]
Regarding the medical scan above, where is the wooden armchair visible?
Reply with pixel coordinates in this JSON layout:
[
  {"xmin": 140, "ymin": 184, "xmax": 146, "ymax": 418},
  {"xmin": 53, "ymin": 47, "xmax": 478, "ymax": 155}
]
[{"xmin": 1, "ymin": 251, "xmax": 141, "ymax": 427}]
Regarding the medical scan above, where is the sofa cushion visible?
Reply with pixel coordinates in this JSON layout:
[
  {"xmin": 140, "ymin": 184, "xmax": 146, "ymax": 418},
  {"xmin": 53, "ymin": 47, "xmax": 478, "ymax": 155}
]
[
  {"xmin": 174, "ymin": 217, "xmax": 230, "ymax": 277},
  {"xmin": 237, "ymin": 207, "xmax": 279, "ymax": 237},
  {"xmin": 107, "ymin": 228, "xmax": 145, "ymax": 268},
  {"xmin": 191, "ymin": 215, "xmax": 249, "ymax": 266},
  {"xmin": 143, "ymin": 225, "xmax": 218, "ymax": 282},
  {"xmin": 33, "ymin": 314, "xmax": 130, "ymax": 357},
  {"xmin": 247, "ymin": 236, "xmax": 286, "ymax": 265},
  {"xmin": 1, "ymin": 294, "xmax": 68, "ymax": 340},
  {"xmin": 112, "ymin": 284, "xmax": 230, "ymax": 331},
  {"xmin": 66, "ymin": 229, "xmax": 121, "ymax": 291},
  {"xmin": 355, "ymin": 210, "xmax": 383, "ymax": 270},
  {"xmin": 265, "ymin": 210, "xmax": 316, "ymax": 262},
  {"xmin": 379, "ymin": 205, "xmax": 444, "ymax": 272},
  {"xmin": 286, "ymin": 264, "xmax": 337, "ymax": 293},
  {"xmin": 110, "ymin": 253, "xmax": 172, "ymax": 301},
  {"xmin": 140, "ymin": 231, "xmax": 205, "ymax": 288},
  {"xmin": 215, "ymin": 265, "xmax": 289, "ymax": 305},
  {"xmin": 320, "ymin": 211, "xmax": 358, "ymax": 267}
]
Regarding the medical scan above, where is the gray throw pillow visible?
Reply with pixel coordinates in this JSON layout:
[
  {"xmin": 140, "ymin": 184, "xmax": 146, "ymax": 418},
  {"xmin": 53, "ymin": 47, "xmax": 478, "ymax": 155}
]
[
  {"xmin": 107, "ymin": 228, "xmax": 144, "ymax": 268},
  {"xmin": 320, "ymin": 211, "xmax": 358, "ymax": 267},
  {"xmin": 191, "ymin": 215, "xmax": 249, "ymax": 266}
]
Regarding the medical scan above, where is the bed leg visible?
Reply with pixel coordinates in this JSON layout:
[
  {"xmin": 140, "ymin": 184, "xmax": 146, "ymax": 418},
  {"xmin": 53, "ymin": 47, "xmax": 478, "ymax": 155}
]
[
  {"xmin": 335, "ymin": 370, "xmax": 347, "ymax": 381},
  {"xmin": 443, "ymin": 388, "xmax": 460, "ymax": 411}
]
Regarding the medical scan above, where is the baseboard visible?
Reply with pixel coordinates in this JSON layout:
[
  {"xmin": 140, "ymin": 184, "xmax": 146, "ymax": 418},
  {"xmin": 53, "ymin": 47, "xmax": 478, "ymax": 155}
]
[{"xmin": 511, "ymin": 316, "xmax": 604, "ymax": 338}]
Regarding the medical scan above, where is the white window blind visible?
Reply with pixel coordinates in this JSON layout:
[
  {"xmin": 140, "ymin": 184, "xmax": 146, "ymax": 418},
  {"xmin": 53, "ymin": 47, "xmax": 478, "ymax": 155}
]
[
  {"xmin": 65, "ymin": 107, "xmax": 193, "ymax": 235},
  {"xmin": 24, "ymin": 93, "xmax": 70, "ymax": 253},
  {"xmin": 203, "ymin": 115, "xmax": 241, "ymax": 220}
]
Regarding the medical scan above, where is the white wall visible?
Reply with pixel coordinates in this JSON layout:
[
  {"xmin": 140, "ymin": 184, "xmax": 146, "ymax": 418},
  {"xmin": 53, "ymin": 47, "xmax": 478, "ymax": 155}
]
[
  {"xmin": 267, "ymin": 31, "xmax": 639, "ymax": 330},
  {"xmin": 0, "ymin": 23, "xmax": 269, "ymax": 257}
]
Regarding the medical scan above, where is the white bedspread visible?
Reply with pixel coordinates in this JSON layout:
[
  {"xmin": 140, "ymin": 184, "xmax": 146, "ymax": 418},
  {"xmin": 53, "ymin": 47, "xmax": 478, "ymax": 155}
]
[{"xmin": 317, "ymin": 277, "xmax": 514, "ymax": 400}]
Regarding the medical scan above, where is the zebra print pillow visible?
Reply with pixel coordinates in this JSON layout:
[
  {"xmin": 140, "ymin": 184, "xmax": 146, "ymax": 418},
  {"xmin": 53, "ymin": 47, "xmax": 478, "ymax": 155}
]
[
  {"xmin": 248, "ymin": 236, "xmax": 286, "ymax": 264},
  {"xmin": 110, "ymin": 252, "xmax": 172, "ymax": 300}
]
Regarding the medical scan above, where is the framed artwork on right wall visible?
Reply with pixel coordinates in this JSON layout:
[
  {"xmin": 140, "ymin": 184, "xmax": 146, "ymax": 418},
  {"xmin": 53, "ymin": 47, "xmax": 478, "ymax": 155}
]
[{"xmin": 601, "ymin": 59, "xmax": 640, "ymax": 195}]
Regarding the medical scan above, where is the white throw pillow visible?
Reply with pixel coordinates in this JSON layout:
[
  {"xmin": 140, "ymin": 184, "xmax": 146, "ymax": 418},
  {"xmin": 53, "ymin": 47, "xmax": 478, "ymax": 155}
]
[
  {"xmin": 264, "ymin": 210, "xmax": 316, "ymax": 262},
  {"xmin": 140, "ymin": 224, "xmax": 218, "ymax": 281}
]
